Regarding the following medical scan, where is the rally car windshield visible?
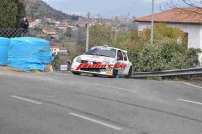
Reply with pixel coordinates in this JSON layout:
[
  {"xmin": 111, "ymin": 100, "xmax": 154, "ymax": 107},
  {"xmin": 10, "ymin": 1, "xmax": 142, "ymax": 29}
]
[{"xmin": 86, "ymin": 47, "xmax": 116, "ymax": 58}]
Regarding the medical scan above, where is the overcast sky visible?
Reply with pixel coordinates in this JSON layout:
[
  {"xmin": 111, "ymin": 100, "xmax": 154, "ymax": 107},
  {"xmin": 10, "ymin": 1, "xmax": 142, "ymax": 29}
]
[{"xmin": 42, "ymin": 0, "xmax": 168, "ymax": 17}]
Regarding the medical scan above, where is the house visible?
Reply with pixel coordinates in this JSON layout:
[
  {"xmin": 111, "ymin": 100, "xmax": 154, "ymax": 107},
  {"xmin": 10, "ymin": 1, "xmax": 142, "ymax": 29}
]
[
  {"xmin": 135, "ymin": 7, "xmax": 202, "ymax": 63},
  {"xmin": 29, "ymin": 19, "xmax": 42, "ymax": 28},
  {"xmin": 56, "ymin": 21, "xmax": 69, "ymax": 31},
  {"xmin": 42, "ymin": 28, "xmax": 57, "ymax": 38}
]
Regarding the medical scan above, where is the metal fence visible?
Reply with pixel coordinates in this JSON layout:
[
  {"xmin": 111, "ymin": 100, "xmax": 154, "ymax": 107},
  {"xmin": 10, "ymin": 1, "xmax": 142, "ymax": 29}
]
[{"xmin": 0, "ymin": 28, "xmax": 28, "ymax": 38}]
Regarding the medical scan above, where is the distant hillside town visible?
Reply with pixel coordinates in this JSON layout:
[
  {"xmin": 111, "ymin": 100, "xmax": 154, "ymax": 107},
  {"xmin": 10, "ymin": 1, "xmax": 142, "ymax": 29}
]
[{"xmin": 22, "ymin": 0, "xmax": 137, "ymax": 66}]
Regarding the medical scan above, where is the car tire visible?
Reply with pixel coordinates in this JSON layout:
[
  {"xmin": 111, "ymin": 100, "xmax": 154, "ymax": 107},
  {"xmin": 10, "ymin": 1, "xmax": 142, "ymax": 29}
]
[
  {"xmin": 72, "ymin": 71, "xmax": 81, "ymax": 75},
  {"xmin": 93, "ymin": 74, "xmax": 99, "ymax": 77},
  {"xmin": 112, "ymin": 69, "xmax": 118, "ymax": 78},
  {"xmin": 126, "ymin": 66, "xmax": 132, "ymax": 78}
]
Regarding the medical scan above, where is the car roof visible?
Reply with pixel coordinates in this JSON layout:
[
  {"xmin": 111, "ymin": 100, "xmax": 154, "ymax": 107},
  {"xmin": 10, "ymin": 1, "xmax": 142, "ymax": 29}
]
[{"xmin": 92, "ymin": 46, "xmax": 128, "ymax": 53}]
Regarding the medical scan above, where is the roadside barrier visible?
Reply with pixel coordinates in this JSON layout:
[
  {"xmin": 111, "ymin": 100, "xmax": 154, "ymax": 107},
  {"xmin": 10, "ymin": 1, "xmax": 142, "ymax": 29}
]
[
  {"xmin": 0, "ymin": 36, "xmax": 52, "ymax": 71},
  {"xmin": 0, "ymin": 37, "xmax": 9, "ymax": 65},
  {"xmin": 132, "ymin": 67, "xmax": 202, "ymax": 78}
]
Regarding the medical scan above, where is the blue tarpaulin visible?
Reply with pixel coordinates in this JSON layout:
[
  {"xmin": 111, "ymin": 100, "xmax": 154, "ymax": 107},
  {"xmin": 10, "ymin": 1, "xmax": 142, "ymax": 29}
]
[
  {"xmin": 8, "ymin": 37, "xmax": 52, "ymax": 71},
  {"xmin": 0, "ymin": 37, "xmax": 9, "ymax": 65}
]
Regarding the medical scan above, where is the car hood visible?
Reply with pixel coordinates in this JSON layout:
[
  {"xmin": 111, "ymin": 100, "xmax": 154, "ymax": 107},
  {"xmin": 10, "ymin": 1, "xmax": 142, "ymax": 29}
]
[{"xmin": 79, "ymin": 54, "xmax": 116, "ymax": 63}]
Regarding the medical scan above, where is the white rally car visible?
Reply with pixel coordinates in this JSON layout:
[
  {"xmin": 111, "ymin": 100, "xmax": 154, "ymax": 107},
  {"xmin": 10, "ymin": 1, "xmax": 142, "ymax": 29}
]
[{"xmin": 71, "ymin": 46, "xmax": 133, "ymax": 77}]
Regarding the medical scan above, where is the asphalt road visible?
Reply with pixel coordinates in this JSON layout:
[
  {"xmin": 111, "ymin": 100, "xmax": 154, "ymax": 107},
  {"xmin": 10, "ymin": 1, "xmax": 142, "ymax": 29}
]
[{"xmin": 0, "ymin": 70, "xmax": 202, "ymax": 134}]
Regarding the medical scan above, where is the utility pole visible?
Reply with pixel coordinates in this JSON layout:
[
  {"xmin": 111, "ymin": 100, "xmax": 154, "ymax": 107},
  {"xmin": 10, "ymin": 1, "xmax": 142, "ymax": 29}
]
[
  {"xmin": 151, "ymin": 0, "xmax": 155, "ymax": 45},
  {"xmin": 86, "ymin": 12, "xmax": 90, "ymax": 52},
  {"xmin": 86, "ymin": 23, "xmax": 89, "ymax": 52}
]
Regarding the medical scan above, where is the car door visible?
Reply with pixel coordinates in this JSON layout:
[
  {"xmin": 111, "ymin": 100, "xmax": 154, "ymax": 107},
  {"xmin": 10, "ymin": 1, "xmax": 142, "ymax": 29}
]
[
  {"xmin": 116, "ymin": 50, "xmax": 125, "ymax": 75},
  {"xmin": 121, "ymin": 51, "xmax": 131, "ymax": 75}
]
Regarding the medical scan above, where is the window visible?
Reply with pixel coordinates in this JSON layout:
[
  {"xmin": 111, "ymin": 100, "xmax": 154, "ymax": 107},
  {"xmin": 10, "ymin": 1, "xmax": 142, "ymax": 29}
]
[
  {"xmin": 85, "ymin": 47, "xmax": 116, "ymax": 58},
  {"xmin": 122, "ymin": 52, "xmax": 128, "ymax": 61},
  {"xmin": 117, "ymin": 50, "xmax": 123, "ymax": 61}
]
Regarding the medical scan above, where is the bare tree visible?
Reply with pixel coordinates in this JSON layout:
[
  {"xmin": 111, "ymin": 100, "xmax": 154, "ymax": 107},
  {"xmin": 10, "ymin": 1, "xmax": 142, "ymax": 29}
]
[
  {"xmin": 162, "ymin": 0, "xmax": 202, "ymax": 7},
  {"xmin": 181, "ymin": 0, "xmax": 202, "ymax": 8},
  {"xmin": 160, "ymin": 0, "xmax": 202, "ymax": 15}
]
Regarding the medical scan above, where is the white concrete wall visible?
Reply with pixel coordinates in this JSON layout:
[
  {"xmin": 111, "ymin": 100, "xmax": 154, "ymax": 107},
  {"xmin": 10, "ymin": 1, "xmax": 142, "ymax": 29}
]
[
  {"xmin": 198, "ymin": 26, "xmax": 202, "ymax": 65},
  {"xmin": 138, "ymin": 22, "xmax": 152, "ymax": 31}
]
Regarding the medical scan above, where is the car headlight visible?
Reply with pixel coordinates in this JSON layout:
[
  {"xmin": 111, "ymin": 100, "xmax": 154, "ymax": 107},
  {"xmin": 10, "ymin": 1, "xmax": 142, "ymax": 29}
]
[{"xmin": 75, "ymin": 57, "xmax": 82, "ymax": 63}]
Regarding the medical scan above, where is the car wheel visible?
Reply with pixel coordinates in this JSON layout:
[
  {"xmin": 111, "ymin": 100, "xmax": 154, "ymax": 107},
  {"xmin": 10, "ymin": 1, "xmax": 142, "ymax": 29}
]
[
  {"xmin": 72, "ymin": 71, "xmax": 81, "ymax": 75},
  {"xmin": 93, "ymin": 74, "xmax": 99, "ymax": 77},
  {"xmin": 112, "ymin": 69, "xmax": 118, "ymax": 78},
  {"xmin": 126, "ymin": 66, "xmax": 133, "ymax": 78}
]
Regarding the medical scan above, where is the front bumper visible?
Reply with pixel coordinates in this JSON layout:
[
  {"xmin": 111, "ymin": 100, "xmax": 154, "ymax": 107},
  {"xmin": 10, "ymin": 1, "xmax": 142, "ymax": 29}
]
[
  {"xmin": 71, "ymin": 68, "xmax": 114, "ymax": 76},
  {"xmin": 71, "ymin": 62, "xmax": 114, "ymax": 76}
]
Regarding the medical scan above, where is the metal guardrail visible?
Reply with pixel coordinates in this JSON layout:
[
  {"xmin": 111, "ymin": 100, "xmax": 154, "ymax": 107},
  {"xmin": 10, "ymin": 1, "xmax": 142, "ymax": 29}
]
[{"xmin": 132, "ymin": 67, "xmax": 202, "ymax": 78}]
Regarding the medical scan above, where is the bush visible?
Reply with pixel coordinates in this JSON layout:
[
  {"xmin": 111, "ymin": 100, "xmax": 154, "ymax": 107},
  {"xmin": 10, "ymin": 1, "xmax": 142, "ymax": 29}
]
[
  {"xmin": 132, "ymin": 45, "xmax": 163, "ymax": 72},
  {"xmin": 184, "ymin": 48, "xmax": 201, "ymax": 68},
  {"xmin": 125, "ymin": 24, "xmax": 201, "ymax": 72},
  {"xmin": 130, "ymin": 41, "xmax": 201, "ymax": 72}
]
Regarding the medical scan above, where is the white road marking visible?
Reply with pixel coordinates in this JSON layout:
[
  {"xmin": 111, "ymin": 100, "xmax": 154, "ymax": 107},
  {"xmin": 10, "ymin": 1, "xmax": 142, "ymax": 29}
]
[
  {"xmin": 11, "ymin": 95, "xmax": 42, "ymax": 105},
  {"xmin": 94, "ymin": 84, "xmax": 136, "ymax": 94},
  {"xmin": 69, "ymin": 112, "xmax": 123, "ymax": 131},
  {"xmin": 183, "ymin": 82, "xmax": 202, "ymax": 89},
  {"xmin": 177, "ymin": 98, "xmax": 202, "ymax": 105}
]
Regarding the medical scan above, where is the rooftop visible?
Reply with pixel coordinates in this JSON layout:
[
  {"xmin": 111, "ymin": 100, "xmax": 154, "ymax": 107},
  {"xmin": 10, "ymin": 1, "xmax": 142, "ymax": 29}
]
[{"xmin": 135, "ymin": 8, "xmax": 202, "ymax": 24}]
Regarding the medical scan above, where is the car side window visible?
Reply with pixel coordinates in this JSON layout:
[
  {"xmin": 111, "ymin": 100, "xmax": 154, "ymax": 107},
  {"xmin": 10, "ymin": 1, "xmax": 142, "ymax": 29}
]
[
  {"xmin": 117, "ymin": 50, "xmax": 123, "ymax": 61},
  {"xmin": 122, "ymin": 52, "xmax": 128, "ymax": 61}
]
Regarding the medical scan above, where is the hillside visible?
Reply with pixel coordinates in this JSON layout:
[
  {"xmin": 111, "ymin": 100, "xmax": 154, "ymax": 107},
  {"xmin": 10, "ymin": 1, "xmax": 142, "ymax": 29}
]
[{"xmin": 23, "ymin": 0, "xmax": 79, "ymax": 20}]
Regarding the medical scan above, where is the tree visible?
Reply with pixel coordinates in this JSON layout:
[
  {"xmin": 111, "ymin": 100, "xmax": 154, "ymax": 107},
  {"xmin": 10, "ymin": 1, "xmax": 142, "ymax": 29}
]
[
  {"xmin": 16, "ymin": 0, "xmax": 26, "ymax": 26},
  {"xmin": 89, "ymin": 24, "xmax": 113, "ymax": 47},
  {"xmin": 65, "ymin": 27, "xmax": 73, "ymax": 38},
  {"xmin": 0, "ymin": 0, "xmax": 17, "ymax": 28},
  {"xmin": 0, "ymin": 0, "xmax": 25, "ymax": 28},
  {"xmin": 77, "ymin": 27, "xmax": 86, "ymax": 45},
  {"xmin": 180, "ymin": 0, "xmax": 202, "ymax": 8},
  {"xmin": 164, "ymin": 0, "xmax": 202, "ymax": 10}
]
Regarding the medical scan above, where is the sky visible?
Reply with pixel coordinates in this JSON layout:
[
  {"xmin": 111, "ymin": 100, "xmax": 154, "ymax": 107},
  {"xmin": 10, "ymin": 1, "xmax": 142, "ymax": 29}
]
[{"xmin": 42, "ymin": 0, "xmax": 169, "ymax": 18}]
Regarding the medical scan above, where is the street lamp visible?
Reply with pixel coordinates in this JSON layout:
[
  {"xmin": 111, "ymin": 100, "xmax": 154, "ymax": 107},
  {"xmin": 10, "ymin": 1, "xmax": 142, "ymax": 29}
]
[{"xmin": 151, "ymin": 0, "xmax": 154, "ymax": 45}]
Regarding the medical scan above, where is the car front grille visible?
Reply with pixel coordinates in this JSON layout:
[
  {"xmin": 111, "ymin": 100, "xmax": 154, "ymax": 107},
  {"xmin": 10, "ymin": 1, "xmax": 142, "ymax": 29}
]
[{"xmin": 80, "ymin": 68, "xmax": 106, "ymax": 73}]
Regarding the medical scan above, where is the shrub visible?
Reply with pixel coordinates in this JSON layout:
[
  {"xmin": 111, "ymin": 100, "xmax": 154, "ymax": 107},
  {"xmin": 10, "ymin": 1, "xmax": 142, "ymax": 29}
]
[
  {"xmin": 132, "ymin": 45, "xmax": 162, "ymax": 72},
  {"xmin": 127, "ymin": 24, "xmax": 201, "ymax": 72},
  {"xmin": 130, "ymin": 41, "xmax": 201, "ymax": 72},
  {"xmin": 184, "ymin": 48, "xmax": 201, "ymax": 68}
]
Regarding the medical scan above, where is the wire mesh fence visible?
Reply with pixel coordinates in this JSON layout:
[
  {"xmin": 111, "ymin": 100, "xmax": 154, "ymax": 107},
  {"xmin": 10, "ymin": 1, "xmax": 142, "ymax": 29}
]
[{"xmin": 0, "ymin": 28, "xmax": 28, "ymax": 38}]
